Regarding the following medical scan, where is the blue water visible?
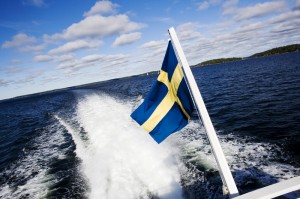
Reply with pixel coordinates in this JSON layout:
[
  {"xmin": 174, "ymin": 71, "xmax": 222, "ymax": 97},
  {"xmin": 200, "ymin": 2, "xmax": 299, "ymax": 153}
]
[
  {"xmin": 195, "ymin": 53, "xmax": 300, "ymax": 153},
  {"xmin": 0, "ymin": 52, "xmax": 299, "ymax": 198}
]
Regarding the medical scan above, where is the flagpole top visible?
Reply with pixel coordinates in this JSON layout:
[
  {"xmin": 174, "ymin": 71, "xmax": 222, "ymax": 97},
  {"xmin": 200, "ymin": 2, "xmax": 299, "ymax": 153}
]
[{"xmin": 168, "ymin": 27, "xmax": 175, "ymax": 35}]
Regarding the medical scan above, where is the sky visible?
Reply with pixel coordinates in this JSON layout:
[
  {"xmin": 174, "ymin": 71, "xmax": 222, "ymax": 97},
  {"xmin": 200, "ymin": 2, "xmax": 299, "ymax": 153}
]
[{"xmin": 0, "ymin": 0, "xmax": 299, "ymax": 100}]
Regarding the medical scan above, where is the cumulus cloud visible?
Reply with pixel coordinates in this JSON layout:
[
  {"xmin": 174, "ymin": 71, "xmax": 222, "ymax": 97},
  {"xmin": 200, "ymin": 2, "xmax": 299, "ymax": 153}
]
[
  {"xmin": 49, "ymin": 40, "xmax": 103, "ymax": 54},
  {"xmin": 224, "ymin": 1, "xmax": 287, "ymax": 21},
  {"xmin": 112, "ymin": 32, "xmax": 141, "ymax": 47},
  {"xmin": 84, "ymin": 0, "xmax": 119, "ymax": 17},
  {"xmin": 33, "ymin": 55, "xmax": 53, "ymax": 62},
  {"xmin": 2, "ymin": 33, "xmax": 36, "ymax": 48},
  {"xmin": 61, "ymin": 15, "xmax": 143, "ymax": 40},
  {"xmin": 42, "ymin": 2, "xmax": 144, "ymax": 45}
]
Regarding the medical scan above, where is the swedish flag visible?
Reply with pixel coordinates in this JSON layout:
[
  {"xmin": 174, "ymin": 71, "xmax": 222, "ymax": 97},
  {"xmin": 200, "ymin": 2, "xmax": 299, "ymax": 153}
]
[{"xmin": 131, "ymin": 41, "xmax": 194, "ymax": 143}]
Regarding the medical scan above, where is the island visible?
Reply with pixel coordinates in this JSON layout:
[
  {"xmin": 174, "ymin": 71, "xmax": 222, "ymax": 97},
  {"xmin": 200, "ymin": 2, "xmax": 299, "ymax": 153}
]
[
  {"xmin": 250, "ymin": 44, "xmax": 300, "ymax": 58},
  {"xmin": 192, "ymin": 57, "xmax": 243, "ymax": 67},
  {"xmin": 191, "ymin": 43, "xmax": 300, "ymax": 67}
]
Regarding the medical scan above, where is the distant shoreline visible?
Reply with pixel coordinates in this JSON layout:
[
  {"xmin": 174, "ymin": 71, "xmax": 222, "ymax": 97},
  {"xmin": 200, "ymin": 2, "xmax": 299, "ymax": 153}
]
[{"xmin": 191, "ymin": 44, "xmax": 300, "ymax": 67}]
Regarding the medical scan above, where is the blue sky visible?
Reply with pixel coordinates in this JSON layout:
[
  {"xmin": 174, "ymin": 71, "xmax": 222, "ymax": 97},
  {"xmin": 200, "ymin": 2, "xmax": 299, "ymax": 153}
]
[{"xmin": 0, "ymin": 0, "xmax": 299, "ymax": 100}]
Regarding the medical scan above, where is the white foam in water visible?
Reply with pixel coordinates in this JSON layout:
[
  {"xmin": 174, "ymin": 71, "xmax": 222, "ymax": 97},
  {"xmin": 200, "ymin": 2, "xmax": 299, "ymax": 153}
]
[
  {"xmin": 0, "ymin": 122, "xmax": 68, "ymax": 198},
  {"xmin": 55, "ymin": 115, "xmax": 87, "ymax": 161},
  {"xmin": 174, "ymin": 120, "xmax": 300, "ymax": 187},
  {"xmin": 172, "ymin": 121, "xmax": 219, "ymax": 171},
  {"xmin": 72, "ymin": 94, "xmax": 183, "ymax": 199}
]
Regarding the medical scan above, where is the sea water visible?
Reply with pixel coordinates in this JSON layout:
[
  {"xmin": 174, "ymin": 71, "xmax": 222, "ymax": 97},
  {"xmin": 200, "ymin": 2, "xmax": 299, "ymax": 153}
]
[{"xmin": 0, "ymin": 52, "xmax": 299, "ymax": 198}]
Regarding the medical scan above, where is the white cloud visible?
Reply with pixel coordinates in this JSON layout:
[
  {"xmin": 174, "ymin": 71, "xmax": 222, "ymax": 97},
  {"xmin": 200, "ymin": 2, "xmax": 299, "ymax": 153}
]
[
  {"xmin": 176, "ymin": 22, "xmax": 203, "ymax": 41},
  {"xmin": 41, "ymin": 2, "xmax": 144, "ymax": 50},
  {"xmin": 0, "ymin": 79, "xmax": 12, "ymax": 87},
  {"xmin": 234, "ymin": 22, "xmax": 265, "ymax": 34},
  {"xmin": 296, "ymin": 0, "xmax": 300, "ymax": 8},
  {"xmin": 2, "ymin": 33, "xmax": 36, "ymax": 48},
  {"xmin": 84, "ymin": 0, "xmax": 119, "ymax": 17},
  {"xmin": 223, "ymin": 0, "xmax": 239, "ymax": 8},
  {"xmin": 138, "ymin": 11, "xmax": 298, "ymax": 67},
  {"xmin": 201, "ymin": 6, "xmax": 300, "ymax": 60},
  {"xmin": 112, "ymin": 32, "xmax": 141, "ymax": 47},
  {"xmin": 9, "ymin": 59, "xmax": 21, "ymax": 65},
  {"xmin": 62, "ymin": 15, "xmax": 144, "ymax": 40},
  {"xmin": 4, "ymin": 66, "xmax": 23, "ymax": 74},
  {"xmin": 271, "ymin": 22, "xmax": 300, "ymax": 33},
  {"xmin": 81, "ymin": 54, "xmax": 126, "ymax": 64},
  {"xmin": 58, "ymin": 53, "xmax": 128, "ymax": 71},
  {"xmin": 197, "ymin": 0, "xmax": 222, "ymax": 10},
  {"xmin": 137, "ymin": 40, "xmax": 168, "ymax": 70},
  {"xmin": 34, "ymin": 55, "xmax": 53, "ymax": 62},
  {"xmin": 198, "ymin": 1, "xmax": 209, "ymax": 10},
  {"xmin": 40, "ymin": 76, "xmax": 61, "ymax": 84},
  {"xmin": 224, "ymin": 1, "xmax": 287, "ymax": 21},
  {"xmin": 55, "ymin": 54, "xmax": 75, "ymax": 63},
  {"xmin": 20, "ymin": 44, "xmax": 45, "ymax": 52},
  {"xmin": 269, "ymin": 10, "xmax": 300, "ymax": 24},
  {"xmin": 43, "ymin": 33, "xmax": 62, "ymax": 43},
  {"xmin": 15, "ymin": 70, "xmax": 44, "ymax": 85},
  {"xmin": 140, "ymin": 40, "xmax": 166, "ymax": 50},
  {"xmin": 49, "ymin": 40, "xmax": 103, "ymax": 54}
]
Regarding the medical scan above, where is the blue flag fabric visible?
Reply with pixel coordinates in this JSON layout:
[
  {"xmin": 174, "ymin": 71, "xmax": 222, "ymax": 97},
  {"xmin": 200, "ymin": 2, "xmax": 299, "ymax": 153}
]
[{"xmin": 131, "ymin": 41, "xmax": 194, "ymax": 143}]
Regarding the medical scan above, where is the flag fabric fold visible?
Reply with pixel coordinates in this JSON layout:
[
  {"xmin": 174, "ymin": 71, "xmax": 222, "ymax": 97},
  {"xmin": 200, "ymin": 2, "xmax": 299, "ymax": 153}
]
[{"xmin": 131, "ymin": 41, "xmax": 194, "ymax": 143}]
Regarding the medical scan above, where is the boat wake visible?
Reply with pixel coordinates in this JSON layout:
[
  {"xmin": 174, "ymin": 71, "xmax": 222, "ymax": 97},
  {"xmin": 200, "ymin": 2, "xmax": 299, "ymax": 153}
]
[
  {"xmin": 55, "ymin": 93, "xmax": 300, "ymax": 198},
  {"xmin": 56, "ymin": 93, "xmax": 183, "ymax": 199}
]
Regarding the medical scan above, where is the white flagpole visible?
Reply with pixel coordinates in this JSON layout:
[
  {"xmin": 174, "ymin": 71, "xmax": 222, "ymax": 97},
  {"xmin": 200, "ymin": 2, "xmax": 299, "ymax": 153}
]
[{"xmin": 168, "ymin": 27, "xmax": 239, "ymax": 197}]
